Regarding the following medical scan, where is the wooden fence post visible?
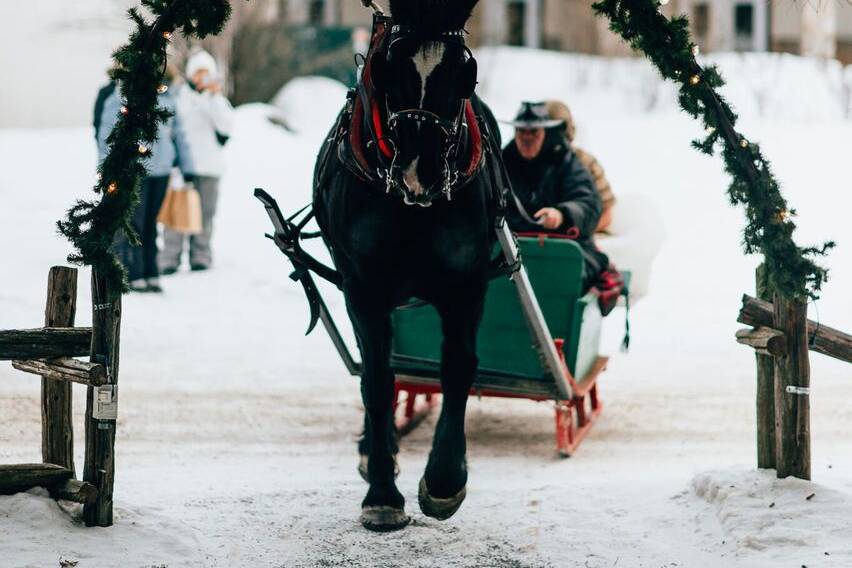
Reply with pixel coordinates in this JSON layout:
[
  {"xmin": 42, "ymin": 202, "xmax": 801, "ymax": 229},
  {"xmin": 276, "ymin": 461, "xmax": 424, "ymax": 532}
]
[
  {"xmin": 754, "ymin": 265, "xmax": 776, "ymax": 469},
  {"xmin": 773, "ymin": 294, "xmax": 811, "ymax": 480},
  {"xmin": 42, "ymin": 267, "xmax": 77, "ymax": 474},
  {"xmin": 83, "ymin": 270, "xmax": 121, "ymax": 527}
]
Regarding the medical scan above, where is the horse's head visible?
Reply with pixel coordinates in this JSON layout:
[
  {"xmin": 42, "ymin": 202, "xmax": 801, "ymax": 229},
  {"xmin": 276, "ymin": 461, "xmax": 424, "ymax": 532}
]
[{"xmin": 370, "ymin": 0, "xmax": 479, "ymax": 207}]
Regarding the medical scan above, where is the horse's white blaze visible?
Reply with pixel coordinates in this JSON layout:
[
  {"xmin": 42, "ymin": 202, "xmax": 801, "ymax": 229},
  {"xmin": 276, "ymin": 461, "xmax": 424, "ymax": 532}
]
[
  {"xmin": 403, "ymin": 45, "xmax": 445, "ymax": 196},
  {"xmin": 403, "ymin": 158, "xmax": 424, "ymax": 195},
  {"xmin": 413, "ymin": 45, "xmax": 444, "ymax": 108}
]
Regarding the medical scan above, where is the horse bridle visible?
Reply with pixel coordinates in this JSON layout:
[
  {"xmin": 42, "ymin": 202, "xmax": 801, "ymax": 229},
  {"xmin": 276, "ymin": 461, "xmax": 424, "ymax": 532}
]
[{"xmin": 376, "ymin": 26, "xmax": 476, "ymax": 204}]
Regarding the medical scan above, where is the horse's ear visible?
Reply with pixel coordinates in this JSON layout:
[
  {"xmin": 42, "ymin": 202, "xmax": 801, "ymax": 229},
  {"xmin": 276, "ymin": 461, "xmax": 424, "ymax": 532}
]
[{"xmin": 456, "ymin": 57, "xmax": 477, "ymax": 99}]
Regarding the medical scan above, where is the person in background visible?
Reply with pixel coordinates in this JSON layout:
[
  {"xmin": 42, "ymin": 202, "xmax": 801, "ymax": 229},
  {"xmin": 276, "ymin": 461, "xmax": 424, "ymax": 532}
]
[
  {"xmin": 159, "ymin": 49, "xmax": 234, "ymax": 274},
  {"xmin": 545, "ymin": 100, "xmax": 615, "ymax": 233},
  {"xmin": 502, "ymin": 101, "xmax": 608, "ymax": 292},
  {"xmin": 93, "ymin": 70, "xmax": 118, "ymax": 142},
  {"xmin": 97, "ymin": 64, "xmax": 191, "ymax": 293}
]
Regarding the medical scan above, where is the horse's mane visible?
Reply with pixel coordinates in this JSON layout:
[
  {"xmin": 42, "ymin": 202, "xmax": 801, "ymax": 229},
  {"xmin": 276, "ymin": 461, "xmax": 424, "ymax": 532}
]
[{"xmin": 388, "ymin": 0, "xmax": 478, "ymax": 34}]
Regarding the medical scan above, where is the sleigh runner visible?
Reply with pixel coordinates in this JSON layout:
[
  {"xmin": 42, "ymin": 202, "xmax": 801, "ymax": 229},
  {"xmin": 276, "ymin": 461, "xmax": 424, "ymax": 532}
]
[{"xmin": 256, "ymin": 189, "xmax": 615, "ymax": 456}]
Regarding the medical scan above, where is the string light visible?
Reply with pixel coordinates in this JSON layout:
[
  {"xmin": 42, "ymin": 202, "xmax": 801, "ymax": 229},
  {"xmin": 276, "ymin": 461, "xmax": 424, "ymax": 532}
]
[
  {"xmin": 689, "ymin": 74, "xmax": 700, "ymax": 86},
  {"xmin": 157, "ymin": 84, "xmax": 169, "ymax": 94},
  {"xmin": 777, "ymin": 210, "xmax": 790, "ymax": 222},
  {"xmin": 120, "ymin": 106, "xmax": 129, "ymax": 115},
  {"xmin": 705, "ymin": 126, "xmax": 716, "ymax": 134},
  {"xmin": 740, "ymin": 139, "xmax": 749, "ymax": 148},
  {"xmin": 138, "ymin": 144, "xmax": 149, "ymax": 155},
  {"xmin": 162, "ymin": 31, "xmax": 172, "ymax": 40},
  {"xmin": 107, "ymin": 182, "xmax": 118, "ymax": 195}
]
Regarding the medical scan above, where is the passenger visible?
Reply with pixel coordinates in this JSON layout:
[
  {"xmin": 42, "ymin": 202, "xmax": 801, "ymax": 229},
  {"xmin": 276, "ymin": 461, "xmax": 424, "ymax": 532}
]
[
  {"xmin": 545, "ymin": 100, "xmax": 615, "ymax": 233},
  {"xmin": 502, "ymin": 101, "xmax": 609, "ymax": 292},
  {"xmin": 97, "ymin": 64, "xmax": 190, "ymax": 293},
  {"xmin": 160, "ymin": 49, "xmax": 234, "ymax": 274}
]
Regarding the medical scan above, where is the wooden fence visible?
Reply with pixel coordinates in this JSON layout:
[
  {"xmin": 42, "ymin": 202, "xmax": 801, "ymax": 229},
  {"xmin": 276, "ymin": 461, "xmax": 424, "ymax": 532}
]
[
  {"xmin": 737, "ymin": 265, "xmax": 852, "ymax": 480},
  {"xmin": 0, "ymin": 266, "xmax": 121, "ymax": 527}
]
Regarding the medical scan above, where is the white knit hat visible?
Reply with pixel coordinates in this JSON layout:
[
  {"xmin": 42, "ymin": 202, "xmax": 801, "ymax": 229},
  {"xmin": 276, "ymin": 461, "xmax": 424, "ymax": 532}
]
[{"xmin": 185, "ymin": 50, "xmax": 218, "ymax": 78}]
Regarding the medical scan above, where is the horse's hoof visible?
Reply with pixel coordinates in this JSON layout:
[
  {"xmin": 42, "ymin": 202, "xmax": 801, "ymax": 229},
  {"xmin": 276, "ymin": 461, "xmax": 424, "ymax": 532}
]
[
  {"xmin": 358, "ymin": 454, "xmax": 400, "ymax": 483},
  {"xmin": 359, "ymin": 506, "xmax": 411, "ymax": 532},
  {"xmin": 418, "ymin": 477, "xmax": 466, "ymax": 520}
]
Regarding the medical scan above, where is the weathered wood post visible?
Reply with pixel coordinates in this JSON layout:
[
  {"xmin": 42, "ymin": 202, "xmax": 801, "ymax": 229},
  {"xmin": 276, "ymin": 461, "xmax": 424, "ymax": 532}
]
[
  {"xmin": 83, "ymin": 270, "xmax": 121, "ymax": 527},
  {"xmin": 42, "ymin": 267, "xmax": 77, "ymax": 474},
  {"xmin": 754, "ymin": 265, "xmax": 775, "ymax": 469},
  {"xmin": 773, "ymin": 294, "xmax": 811, "ymax": 480}
]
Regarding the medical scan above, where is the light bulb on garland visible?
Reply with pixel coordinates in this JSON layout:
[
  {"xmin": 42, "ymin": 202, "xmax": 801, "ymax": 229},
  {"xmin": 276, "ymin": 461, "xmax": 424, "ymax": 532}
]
[
  {"xmin": 689, "ymin": 74, "xmax": 700, "ymax": 86},
  {"xmin": 740, "ymin": 139, "xmax": 749, "ymax": 148},
  {"xmin": 120, "ymin": 106, "xmax": 129, "ymax": 115},
  {"xmin": 162, "ymin": 31, "xmax": 172, "ymax": 40},
  {"xmin": 157, "ymin": 84, "xmax": 169, "ymax": 94},
  {"xmin": 138, "ymin": 144, "xmax": 149, "ymax": 155},
  {"xmin": 107, "ymin": 182, "xmax": 118, "ymax": 195}
]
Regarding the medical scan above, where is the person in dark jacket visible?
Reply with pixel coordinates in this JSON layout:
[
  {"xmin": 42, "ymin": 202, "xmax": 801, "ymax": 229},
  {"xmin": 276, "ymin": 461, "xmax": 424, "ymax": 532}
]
[{"xmin": 502, "ymin": 101, "xmax": 609, "ymax": 290}]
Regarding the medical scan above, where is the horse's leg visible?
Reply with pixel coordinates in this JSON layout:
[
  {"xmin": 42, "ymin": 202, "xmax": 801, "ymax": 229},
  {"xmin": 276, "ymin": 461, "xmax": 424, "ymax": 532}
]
[
  {"xmin": 357, "ymin": 409, "xmax": 399, "ymax": 482},
  {"xmin": 347, "ymin": 288, "xmax": 409, "ymax": 531},
  {"xmin": 419, "ymin": 281, "xmax": 485, "ymax": 520}
]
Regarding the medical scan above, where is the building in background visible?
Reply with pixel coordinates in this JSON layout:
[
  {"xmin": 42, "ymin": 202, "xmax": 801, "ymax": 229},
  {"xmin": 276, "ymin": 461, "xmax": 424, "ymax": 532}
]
[
  {"xmin": 2, "ymin": 0, "xmax": 850, "ymax": 129},
  {"xmin": 467, "ymin": 0, "xmax": 852, "ymax": 63}
]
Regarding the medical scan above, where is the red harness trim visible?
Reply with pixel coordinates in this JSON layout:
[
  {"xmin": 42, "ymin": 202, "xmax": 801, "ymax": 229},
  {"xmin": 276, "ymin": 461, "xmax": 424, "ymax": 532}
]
[
  {"xmin": 463, "ymin": 100, "xmax": 482, "ymax": 177},
  {"xmin": 371, "ymin": 104, "xmax": 394, "ymax": 159}
]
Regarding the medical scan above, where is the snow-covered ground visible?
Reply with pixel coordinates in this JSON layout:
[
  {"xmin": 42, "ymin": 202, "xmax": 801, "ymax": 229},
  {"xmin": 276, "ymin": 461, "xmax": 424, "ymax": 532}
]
[{"xmin": 1, "ymin": 49, "xmax": 851, "ymax": 567}]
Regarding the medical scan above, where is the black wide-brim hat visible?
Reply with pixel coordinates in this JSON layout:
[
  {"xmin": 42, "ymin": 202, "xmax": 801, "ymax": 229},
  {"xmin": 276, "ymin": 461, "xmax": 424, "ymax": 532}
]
[{"xmin": 503, "ymin": 101, "xmax": 565, "ymax": 129}]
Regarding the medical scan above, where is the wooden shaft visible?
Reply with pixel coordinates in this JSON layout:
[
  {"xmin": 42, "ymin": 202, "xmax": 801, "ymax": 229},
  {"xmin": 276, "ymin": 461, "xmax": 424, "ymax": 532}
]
[
  {"xmin": 0, "ymin": 327, "xmax": 92, "ymax": 360},
  {"xmin": 754, "ymin": 265, "xmax": 776, "ymax": 470},
  {"xmin": 42, "ymin": 267, "xmax": 77, "ymax": 475},
  {"xmin": 0, "ymin": 463, "xmax": 73, "ymax": 494},
  {"xmin": 83, "ymin": 270, "xmax": 121, "ymax": 527},
  {"xmin": 736, "ymin": 327, "xmax": 786, "ymax": 357},
  {"xmin": 13, "ymin": 357, "xmax": 107, "ymax": 387},
  {"xmin": 739, "ymin": 294, "xmax": 852, "ymax": 364},
  {"xmin": 773, "ymin": 294, "xmax": 811, "ymax": 480},
  {"xmin": 49, "ymin": 479, "xmax": 98, "ymax": 505}
]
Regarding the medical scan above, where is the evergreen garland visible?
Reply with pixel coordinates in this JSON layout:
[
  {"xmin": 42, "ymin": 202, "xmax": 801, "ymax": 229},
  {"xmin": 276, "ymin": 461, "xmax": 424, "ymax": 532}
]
[
  {"xmin": 57, "ymin": 0, "xmax": 232, "ymax": 291},
  {"xmin": 592, "ymin": 0, "xmax": 834, "ymax": 300}
]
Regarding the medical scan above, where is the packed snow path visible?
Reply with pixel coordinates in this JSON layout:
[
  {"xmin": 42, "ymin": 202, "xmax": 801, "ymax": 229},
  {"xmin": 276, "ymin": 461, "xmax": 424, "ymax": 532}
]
[{"xmin": 2, "ymin": 63, "xmax": 851, "ymax": 566}]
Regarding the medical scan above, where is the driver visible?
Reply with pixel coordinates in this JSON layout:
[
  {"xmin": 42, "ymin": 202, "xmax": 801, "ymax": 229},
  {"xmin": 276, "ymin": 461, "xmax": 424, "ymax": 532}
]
[{"xmin": 502, "ymin": 101, "xmax": 609, "ymax": 291}]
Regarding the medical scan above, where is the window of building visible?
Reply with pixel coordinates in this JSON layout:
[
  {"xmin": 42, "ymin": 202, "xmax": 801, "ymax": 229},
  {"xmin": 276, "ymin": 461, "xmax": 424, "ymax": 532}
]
[
  {"xmin": 309, "ymin": 0, "xmax": 325, "ymax": 26},
  {"xmin": 507, "ymin": 1, "xmax": 526, "ymax": 47},
  {"xmin": 734, "ymin": 4, "xmax": 754, "ymax": 38},
  {"xmin": 693, "ymin": 3, "xmax": 710, "ymax": 40}
]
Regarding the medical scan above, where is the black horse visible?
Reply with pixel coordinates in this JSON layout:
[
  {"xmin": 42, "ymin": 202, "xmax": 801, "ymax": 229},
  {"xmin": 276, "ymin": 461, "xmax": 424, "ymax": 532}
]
[{"xmin": 313, "ymin": 0, "xmax": 504, "ymax": 531}]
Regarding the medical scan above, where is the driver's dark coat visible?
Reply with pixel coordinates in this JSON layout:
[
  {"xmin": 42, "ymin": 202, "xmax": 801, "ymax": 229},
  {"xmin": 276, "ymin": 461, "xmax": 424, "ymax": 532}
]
[{"xmin": 502, "ymin": 132, "xmax": 608, "ymax": 282}]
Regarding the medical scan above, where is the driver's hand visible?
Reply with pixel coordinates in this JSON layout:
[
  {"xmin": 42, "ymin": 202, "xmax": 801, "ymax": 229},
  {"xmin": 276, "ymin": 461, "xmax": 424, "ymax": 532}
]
[{"xmin": 534, "ymin": 207, "xmax": 564, "ymax": 230}]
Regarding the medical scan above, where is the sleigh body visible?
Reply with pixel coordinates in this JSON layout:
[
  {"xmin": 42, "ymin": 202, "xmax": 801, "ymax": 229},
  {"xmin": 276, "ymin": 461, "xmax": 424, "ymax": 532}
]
[{"xmin": 390, "ymin": 229, "xmax": 607, "ymax": 456}]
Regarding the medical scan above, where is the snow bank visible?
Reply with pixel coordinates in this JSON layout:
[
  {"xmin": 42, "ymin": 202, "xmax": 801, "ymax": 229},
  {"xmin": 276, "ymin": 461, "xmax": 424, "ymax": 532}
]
[
  {"xmin": 693, "ymin": 469, "xmax": 852, "ymax": 565},
  {"xmin": 0, "ymin": 489, "xmax": 204, "ymax": 567},
  {"xmin": 476, "ymin": 47, "xmax": 852, "ymax": 123},
  {"xmin": 271, "ymin": 76, "xmax": 349, "ymax": 138}
]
